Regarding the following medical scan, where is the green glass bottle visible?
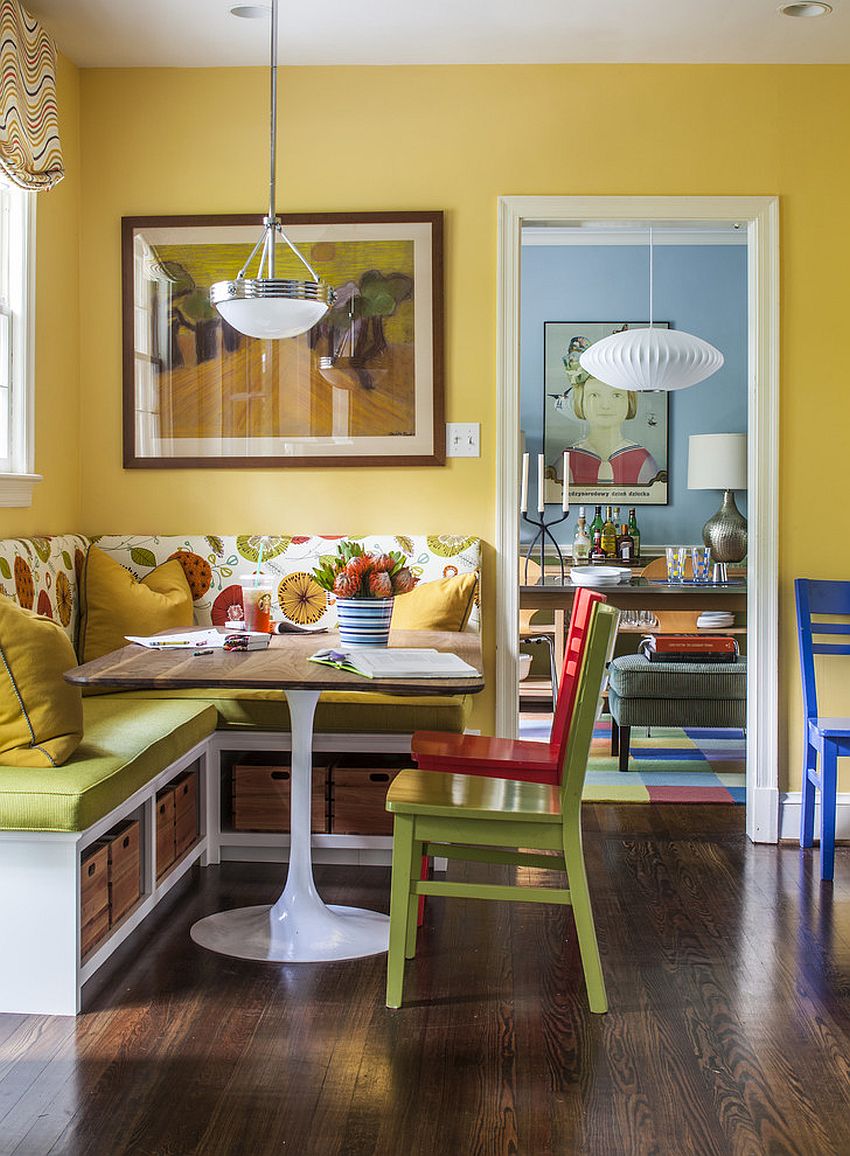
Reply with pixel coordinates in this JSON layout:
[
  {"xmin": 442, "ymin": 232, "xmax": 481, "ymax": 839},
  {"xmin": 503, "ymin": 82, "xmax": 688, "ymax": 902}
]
[
  {"xmin": 628, "ymin": 507, "xmax": 641, "ymax": 561},
  {"xmin": 589, "ymin": 505, "xmax": 604, "ymax": 539}
]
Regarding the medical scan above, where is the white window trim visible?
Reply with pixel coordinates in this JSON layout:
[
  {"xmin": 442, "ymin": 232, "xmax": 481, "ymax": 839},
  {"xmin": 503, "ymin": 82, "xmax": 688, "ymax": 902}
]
[{"xmin": 0, "ymin": 184, "xmax": 41, "ymax": 507}]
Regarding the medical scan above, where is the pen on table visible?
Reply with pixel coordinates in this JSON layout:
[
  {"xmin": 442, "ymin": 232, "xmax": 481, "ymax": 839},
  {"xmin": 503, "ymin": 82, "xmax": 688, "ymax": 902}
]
[{"xmin": 193, "ymin": 649, "xmax": 214, "ymax": 657}]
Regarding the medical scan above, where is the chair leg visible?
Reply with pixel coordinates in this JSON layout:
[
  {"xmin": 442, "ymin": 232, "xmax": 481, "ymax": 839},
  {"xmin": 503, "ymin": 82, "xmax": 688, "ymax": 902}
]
[
  {"xmin": 405, "ymin": 844, "xmax": 425, "ymax": 959},
  {"xmin": 800, "ymin": 739, "xmax": 818, "ymax": 849},
  {"xmin": 387, "ymin": 814, "xmax": 417, "ymax": 1008},
  {"xmin": 611, "ymin": 719, "xmax": 620, "ymax": 757},
  {"xmin": 618, "ymin": 726, "xmax": 632, "ymax": 773},
  {"xmin": 819, "ymin": 741, "xmax": 838, "ymax": 883},
  {"xmin": 417, "ymin": 855, "xmax": 429, "ymax": 927},
  {"xmin": 562, "ymin": 819, "xmax": 607, "ymax": 1014}
]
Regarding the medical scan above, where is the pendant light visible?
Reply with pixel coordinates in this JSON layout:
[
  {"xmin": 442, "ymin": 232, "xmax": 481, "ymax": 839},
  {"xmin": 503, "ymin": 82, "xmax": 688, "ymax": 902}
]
[
  {"xmin": 579, "ymin": 228, "xmax": 724, "ymax": 392},
  {"xmin": 210, "ymin": 0, "xmax": 333, "ymax": 339}
]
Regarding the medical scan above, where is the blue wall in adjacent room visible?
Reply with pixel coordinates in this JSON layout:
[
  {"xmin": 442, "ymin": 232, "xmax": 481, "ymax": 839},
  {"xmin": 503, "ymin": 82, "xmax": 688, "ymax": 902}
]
[{"xmin": 520, "ymin": 243, "xmax": 748, "ymax": 547}]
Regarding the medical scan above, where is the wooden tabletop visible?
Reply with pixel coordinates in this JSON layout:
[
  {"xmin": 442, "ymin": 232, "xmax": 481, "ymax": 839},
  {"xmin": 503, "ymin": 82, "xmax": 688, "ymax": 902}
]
[{"xmin": 65, "ymin": 630, "xmax": 485, "ymax": 697}]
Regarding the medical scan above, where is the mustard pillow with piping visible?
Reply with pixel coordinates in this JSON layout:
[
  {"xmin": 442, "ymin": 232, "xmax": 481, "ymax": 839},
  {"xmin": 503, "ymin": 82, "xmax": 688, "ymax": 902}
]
[
  {"xmin": 79, "ymin": 546, "xmax": 194, "ymax": 662},
  {"xmin": 391, "ymin": 572, "xmax": 477, "ymax": 632},
  {"xmin": 0, "ymin": 598, "xmax": 83, "ymax": 767}
]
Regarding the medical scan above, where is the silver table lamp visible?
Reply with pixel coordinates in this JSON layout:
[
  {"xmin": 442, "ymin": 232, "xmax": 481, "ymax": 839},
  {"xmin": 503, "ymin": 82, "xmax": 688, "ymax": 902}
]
[{"xmin": 687, "ymin": 433, "xmax": 748, "ymax": 566}]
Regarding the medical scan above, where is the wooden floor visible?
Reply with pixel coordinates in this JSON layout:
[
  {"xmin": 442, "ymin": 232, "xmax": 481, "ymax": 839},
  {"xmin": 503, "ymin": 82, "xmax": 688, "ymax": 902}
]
[{"xmin": 2, "ymin": 806, "xmax": 850, "ymax": 1155}]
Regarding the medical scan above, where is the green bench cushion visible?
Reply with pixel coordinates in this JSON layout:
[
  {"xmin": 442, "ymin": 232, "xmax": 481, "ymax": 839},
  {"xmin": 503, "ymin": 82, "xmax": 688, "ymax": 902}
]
[
  {"xmin": 608, "ymin": 688, "xmax": 747, "ymax": 729},
  {"xmin": 0, "ymin": 698, "xmax": 217, "ymax": 832},
  {"xmin": 608, "ymin": 655, "xmax": 747, "ymax": 700},
  {"xmin": 105, "ymin": 688, "xmax": 471, "ymax": 734}
]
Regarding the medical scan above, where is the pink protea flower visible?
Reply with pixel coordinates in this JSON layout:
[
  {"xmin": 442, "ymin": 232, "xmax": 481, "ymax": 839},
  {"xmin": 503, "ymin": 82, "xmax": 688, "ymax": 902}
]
[
  {"xmin": 333, "ymin": 571, "xmax": 361, "ymax": 599},
  {"xmin": 371, "ymin": 553, "xmax": 394, "ymax": 573},
  {"xmin": 369, "ymin": 570, "xmax": 394, "ymax": 598},
  {"xmin": 392, "ymin": 567, "xmax": 417, "ymax": 595}
]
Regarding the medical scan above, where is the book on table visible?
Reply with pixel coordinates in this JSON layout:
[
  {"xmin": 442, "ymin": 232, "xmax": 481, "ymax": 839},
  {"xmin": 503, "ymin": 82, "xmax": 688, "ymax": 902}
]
[
  {"xmin": 640, "ymin": 634, "xmax": 738, "ymax": 663},
  {"xmin": 310, "ymin": 647, "xmax": 481, "ymax": 679},
  {"xmin": 126, "ymin": 628, "xmax": 271, "ymax": 651}
]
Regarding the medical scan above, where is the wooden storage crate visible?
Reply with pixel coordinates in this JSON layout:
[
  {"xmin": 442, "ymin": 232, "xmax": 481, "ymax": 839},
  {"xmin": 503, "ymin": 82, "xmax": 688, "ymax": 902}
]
[
  {"xmin": 155, "ymin": 785, "xmax": 176, "ymax": 879},
  {"xmin": 233, "ymin": 764, "xmax": 327, "ymax": 832},
  {"xmin": 102, "ymin": 819, "xmax": 141, "ymax": 926},
  {"xmin": 331, "ymin": 768, "xmax": 400, "ymax": 836},
  {"xmin": 80, "ymin": 843, "xmax": 109, "ymax": 957},
  {"xmin": 173, "ymin": 769, "xmax": 199, "ymax": 859}
]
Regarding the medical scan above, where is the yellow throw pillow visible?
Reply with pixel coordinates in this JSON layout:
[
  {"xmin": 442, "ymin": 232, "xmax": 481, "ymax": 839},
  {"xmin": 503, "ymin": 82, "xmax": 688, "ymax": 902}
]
[
  {"xmin": 391, "ymin": 572, "xmax": 477, "ymax": 632},
  {"xmin": 79, "ymin": 545, "xmax": 194, "ymax": 662},
  {"xmin": 0, "ymin": 598, "xmax": 83, "ymax": 767}
]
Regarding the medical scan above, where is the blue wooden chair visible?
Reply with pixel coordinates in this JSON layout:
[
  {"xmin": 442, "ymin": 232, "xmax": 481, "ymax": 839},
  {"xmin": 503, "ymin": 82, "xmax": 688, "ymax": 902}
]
[{"xmin": 795, "ymin": 578, "xmax": 850, "ymax": 880}]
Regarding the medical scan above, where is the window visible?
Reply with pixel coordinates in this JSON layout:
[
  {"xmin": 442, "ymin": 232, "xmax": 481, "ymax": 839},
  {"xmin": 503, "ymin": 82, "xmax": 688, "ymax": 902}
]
[{"xmin": 0, "ymin": 178, "xmax": 38, "ymax": 506}]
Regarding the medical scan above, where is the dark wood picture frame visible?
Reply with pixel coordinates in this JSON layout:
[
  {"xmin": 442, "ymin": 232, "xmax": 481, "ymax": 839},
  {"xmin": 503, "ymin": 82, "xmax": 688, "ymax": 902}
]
[{"xmin": 121, "ymin": 211, "xmax": 445, "ymax": 469}]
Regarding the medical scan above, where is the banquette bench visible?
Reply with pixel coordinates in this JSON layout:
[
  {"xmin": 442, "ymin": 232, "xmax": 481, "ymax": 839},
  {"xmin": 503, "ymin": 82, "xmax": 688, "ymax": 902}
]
[{"xmin": 0, "ymin": 532, "xmax": 480, "ymax": 1014}]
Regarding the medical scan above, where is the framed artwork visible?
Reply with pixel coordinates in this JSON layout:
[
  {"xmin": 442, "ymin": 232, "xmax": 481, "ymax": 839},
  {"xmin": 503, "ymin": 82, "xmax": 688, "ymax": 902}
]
[
  {"xmin": 121, "ymin": 212, "xmax": 444, "ymax": 468},
  {"xmin": 543, "ymin": 321, "xmax": 669, "ymax": 506}
]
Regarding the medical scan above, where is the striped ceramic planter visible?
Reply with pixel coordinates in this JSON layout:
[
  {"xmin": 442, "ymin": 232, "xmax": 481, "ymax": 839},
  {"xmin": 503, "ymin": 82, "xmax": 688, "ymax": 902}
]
[{"xmin": 336, "ymin": 598, "xmax": 394, "ymax": 648}]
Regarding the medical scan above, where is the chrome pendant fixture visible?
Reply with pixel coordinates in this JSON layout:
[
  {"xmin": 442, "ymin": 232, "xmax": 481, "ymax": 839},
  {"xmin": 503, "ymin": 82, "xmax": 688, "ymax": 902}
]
[
  {"xmin": 210, "ymin": 0, "xmax": 333, "ymax": 339},
  {"xmin": 579, "ymin": 227, "xmax": 724, "ymax": 392}
]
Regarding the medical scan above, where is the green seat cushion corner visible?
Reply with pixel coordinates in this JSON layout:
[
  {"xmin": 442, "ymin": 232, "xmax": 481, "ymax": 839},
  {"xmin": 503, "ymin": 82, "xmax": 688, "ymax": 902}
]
[
  {"xmin": 608, "ymin": 688, "xmax": 747, "ymax": 729},
  {"xmin": 386, "ymin": 767, "xmax": 562, "ymax": 823},
  {"xmin": 608, "ymin": 654, "xmax": 747, "ymax": 700},
  {"xmin": 104, "ymin": 687, "xmax": 472, "ymax": 735},
  {"xmin": 0, "ymin": 698, "xmax": 218, "ymax": 832}
]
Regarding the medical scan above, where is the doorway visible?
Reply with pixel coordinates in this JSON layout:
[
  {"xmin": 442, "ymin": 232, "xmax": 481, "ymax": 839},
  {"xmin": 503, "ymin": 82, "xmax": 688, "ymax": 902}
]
[{"xmin": 496, "ymin": 196, "xmax": 779, "ymax": 843}]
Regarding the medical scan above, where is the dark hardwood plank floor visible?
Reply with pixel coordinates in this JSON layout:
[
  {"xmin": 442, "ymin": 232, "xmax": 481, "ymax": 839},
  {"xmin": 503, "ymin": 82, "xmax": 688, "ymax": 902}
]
[{"xmin": 2, "ymin": 806, "xmax": 850, "ymax": 1155}]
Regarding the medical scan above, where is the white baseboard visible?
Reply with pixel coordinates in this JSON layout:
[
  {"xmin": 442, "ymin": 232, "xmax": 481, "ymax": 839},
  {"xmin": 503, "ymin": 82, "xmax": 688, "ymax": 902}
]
[{"xmin": 779, "ymin": 791, "xmax": 850, "ymax": 842}]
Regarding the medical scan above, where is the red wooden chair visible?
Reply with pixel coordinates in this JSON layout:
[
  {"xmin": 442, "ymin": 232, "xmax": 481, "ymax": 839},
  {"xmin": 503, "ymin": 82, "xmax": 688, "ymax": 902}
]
[
  {"xmin": 411, "ymin": 586, "xmax": 607, "ymax": 923},
  {"xmin": 412, "ymin": 586, "xmax": 606, "ymax": 785}
]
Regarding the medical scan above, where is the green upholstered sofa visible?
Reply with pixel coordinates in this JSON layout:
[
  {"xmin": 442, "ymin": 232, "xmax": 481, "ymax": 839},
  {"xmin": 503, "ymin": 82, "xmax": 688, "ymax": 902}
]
[{"xmin": 0, "ymin": 533, "xmax": 480, "ymax": 1015}]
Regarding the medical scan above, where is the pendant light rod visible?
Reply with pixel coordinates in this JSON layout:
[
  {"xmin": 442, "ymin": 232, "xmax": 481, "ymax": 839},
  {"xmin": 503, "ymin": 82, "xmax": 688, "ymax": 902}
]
[
  {"xmin": 268, "ymin": 0, "xmax": 278, "ymax": 273},
  {"xmin": 648, "ymin": 226, "xmax": 653, "ymax": 328}
]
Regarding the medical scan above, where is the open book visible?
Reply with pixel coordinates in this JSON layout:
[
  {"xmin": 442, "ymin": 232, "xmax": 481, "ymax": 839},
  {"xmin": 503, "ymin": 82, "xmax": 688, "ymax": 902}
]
[{"xmin": 310, "ymin": 647, "xmax": 480, "ymax": 679}]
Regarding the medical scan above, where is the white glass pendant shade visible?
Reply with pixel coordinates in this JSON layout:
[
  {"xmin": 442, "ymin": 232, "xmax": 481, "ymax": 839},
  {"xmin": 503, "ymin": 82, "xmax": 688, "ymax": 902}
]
[
  {"xmin": 578, "ymin": 326, "xmax": 724, "ymax": 393},
  {"xmin": 213, "ymin": 284, "xmax": 330, "ymax": 340}
]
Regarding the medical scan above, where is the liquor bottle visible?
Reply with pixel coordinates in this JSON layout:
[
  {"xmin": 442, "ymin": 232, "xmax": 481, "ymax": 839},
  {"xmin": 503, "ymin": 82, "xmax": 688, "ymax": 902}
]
[
  {"xmin": 618, "ymin": 524, "xmax": 635, "ymax": 563},
  {"xmin": 601, "ymin": 506, "xmax": 617, "ymax": 558},
  {"xmin": 589, "ymin": 505, "xmax": 604, "ymax": 539},
  {"xmin": 590, "ymin": 528, "xmax": 606, "ymax": 564},
  {"xmin": 613, "ymin": 506, "xmax": 622, "ymax": 532},
  {"xmin": 628, "ymin": 507, "xmax": 641, "ymax": 561},
  {"xmin": 573, "ymin": 508, "xmax": 590, "ymax": 566}
]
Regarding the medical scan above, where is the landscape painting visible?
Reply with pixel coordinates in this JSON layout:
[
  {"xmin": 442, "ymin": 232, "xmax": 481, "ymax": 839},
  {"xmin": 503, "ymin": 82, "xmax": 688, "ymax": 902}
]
[{"xmin": 122, "ymin": 213, "xmax": 443, "ymax": 468}]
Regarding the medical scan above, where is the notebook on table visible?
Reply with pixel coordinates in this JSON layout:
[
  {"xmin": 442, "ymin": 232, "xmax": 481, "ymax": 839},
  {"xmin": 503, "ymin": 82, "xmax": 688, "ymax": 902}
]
[{"xmin": 310, "ymin": 648, "xmax": 480, "ymax": 679}]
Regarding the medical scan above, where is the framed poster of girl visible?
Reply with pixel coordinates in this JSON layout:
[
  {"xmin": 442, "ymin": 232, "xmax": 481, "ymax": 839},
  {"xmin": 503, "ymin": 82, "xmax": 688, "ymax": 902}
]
[{"xmin": 543, "ymin": 322, "xmax": 669, "ymax": 506}]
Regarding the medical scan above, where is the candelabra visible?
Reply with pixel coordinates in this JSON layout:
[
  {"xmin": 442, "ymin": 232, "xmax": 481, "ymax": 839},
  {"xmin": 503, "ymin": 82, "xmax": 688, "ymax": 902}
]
[{"xmin": 522, "ymin": 508, "xmax": 569, "ymax": 585}]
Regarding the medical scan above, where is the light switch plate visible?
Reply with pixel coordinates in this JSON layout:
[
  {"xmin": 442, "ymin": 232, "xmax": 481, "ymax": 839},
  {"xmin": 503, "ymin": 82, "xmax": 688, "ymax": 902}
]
[{"xmin": 446, "ymin": 422, "xmax": 480, "ymax": 458}]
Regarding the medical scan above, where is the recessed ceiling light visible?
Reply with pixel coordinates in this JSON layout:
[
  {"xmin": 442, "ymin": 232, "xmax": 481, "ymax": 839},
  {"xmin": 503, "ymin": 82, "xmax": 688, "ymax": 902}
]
[
  {"xmin": 230, "ymin": 5, "xmax": 269, "ymax": 18},
  {"xmin": 779, "ymin": 2, "xmax": 832, "ymax": 16}
]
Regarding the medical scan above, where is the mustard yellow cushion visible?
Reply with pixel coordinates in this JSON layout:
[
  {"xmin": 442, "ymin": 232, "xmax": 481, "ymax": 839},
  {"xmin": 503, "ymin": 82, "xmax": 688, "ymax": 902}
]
[
  {"xmin": 391, "ymin": 572, "xmax": 477, "ymax": 632},
  {"xmin": 79, "ymin": 546, "xmax": 194, "ymax": 663},
  {"xmin": 0, "ymin": 598, "xmax": 83, "ymax": 767}
]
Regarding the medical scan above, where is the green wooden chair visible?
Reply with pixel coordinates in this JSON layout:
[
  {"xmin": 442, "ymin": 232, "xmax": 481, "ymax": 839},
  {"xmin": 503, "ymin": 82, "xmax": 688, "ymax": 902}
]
[{"xmin": 385, "ymin": 602, "xmax": 619, "ymax": 1012}]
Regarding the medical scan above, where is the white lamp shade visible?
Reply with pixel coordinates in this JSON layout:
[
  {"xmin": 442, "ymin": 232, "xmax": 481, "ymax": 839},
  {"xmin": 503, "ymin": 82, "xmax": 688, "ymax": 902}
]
[
  {"xmin": 578, "ymin": 327, "xmax": 724, "ymax": 392},
  {"xmin": 687, "ymin": 432, "xmax": 748, "ymax": 491},
  {"xmin": 215, "ymin": 296, "xmax": 329, "ymax": 340}
]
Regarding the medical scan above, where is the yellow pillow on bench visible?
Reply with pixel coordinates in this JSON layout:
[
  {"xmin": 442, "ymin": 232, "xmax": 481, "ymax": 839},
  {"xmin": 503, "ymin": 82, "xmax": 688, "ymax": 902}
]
[
  {"xmin": 0, "ymin": 598, "xmax": 83, "ymax": 767},
  {"xmin": 79, "ymin": 546, "xmax": 194, "ymax": 662},
  {"xmin": 391, "ymin": 572, "xmax": 477, "ymax": 632}
]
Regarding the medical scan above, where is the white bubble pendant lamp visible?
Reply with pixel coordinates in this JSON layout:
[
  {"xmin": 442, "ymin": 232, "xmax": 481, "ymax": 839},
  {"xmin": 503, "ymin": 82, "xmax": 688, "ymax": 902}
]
[
  {"xmin": 579, "ymin": 228, "xmax": 724, "ymax": 392},
  {"xmin": 210, "ymin": 0, "xmax": 333, "ymax": 339}
]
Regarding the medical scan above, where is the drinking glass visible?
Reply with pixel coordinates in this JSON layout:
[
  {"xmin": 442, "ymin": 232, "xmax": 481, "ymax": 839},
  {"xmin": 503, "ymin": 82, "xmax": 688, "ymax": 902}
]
[
  {"xmin": 665, "ymin": 546, "xmax": 687, "ymax": 583},
  {"xmin": 691, "ymin": 546, "xmax": 712, "ymax": 582}
]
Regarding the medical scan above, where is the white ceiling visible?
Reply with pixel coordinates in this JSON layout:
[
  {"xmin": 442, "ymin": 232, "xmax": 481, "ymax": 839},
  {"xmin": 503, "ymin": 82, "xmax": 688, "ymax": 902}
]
[{"xmin": 26, "ymin": 0, "xmax": 850, "ymax": 67}]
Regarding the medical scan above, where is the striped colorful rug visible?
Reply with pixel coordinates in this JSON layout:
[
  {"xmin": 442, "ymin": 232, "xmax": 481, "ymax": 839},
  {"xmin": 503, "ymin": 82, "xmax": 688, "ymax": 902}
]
[{"xmin": 519, "ymin": 716, "xmax": 746, "ymax": 804}]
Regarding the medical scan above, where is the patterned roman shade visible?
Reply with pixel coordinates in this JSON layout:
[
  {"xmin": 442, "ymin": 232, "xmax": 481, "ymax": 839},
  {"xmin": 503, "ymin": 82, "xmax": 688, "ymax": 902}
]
[{"xmin": 0, "ymin": 0, "xmax": 64, "ymax": 191}]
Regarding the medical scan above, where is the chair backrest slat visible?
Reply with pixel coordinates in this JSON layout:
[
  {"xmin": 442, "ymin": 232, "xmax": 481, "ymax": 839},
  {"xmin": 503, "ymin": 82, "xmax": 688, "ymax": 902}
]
[
  {"xmin": 560, "ymin": 603, "xmax": 620, "ymax": 808},
  {"xmin": 795, "ymin": 578, "xmax": 850, "ymax": 720},
  {"xmin": 549, "ymin": 588, "xmax": 606, "ymax": 769}
]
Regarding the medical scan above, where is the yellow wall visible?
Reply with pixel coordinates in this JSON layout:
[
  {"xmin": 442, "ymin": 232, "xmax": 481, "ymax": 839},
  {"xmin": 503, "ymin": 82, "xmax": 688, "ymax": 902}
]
[
  {"xmin": 0, "ymin": 53, "xmax": 81, "ymax": 538},
  {"xmin": 75, "ymin": 63, "xmax": 850, "ymax": 767}
]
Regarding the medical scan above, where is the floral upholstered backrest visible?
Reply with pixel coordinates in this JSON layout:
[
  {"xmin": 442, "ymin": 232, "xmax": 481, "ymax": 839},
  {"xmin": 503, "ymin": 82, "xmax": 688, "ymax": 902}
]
[
  {"xmin": 93, "ymin": 534, "xmax": 481, "ymax": 633},
  {"xmin": 0, "ymin": 535, "xmax": 90, "ymax": 643}
]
